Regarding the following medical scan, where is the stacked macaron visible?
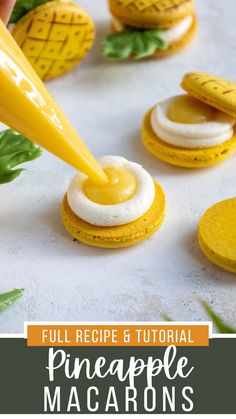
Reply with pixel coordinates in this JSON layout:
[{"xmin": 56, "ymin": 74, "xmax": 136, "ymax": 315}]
[
  {"xmin": 103, "ymin": 0, "xmax": 197, "ymax": 59},
  {"xmin": 142, "ymin": 72, "xmax": 236, "ymax": 168}
]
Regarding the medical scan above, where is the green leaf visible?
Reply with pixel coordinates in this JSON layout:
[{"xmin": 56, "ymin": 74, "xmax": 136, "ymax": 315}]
[
  {"xmin": 161, "ymin": 313, "xmax": 173, "ymax": 322},
  {"xmin": 0, "ymin": 289, "xmax": 24, "ymax": 312},
  {"xmin": 9, "ymin": 0, "xmax": 51, "ymax": 23},
  {"xmin": 144, "ymin": 29, "xmax": 167, "ymax": 48},
  {"xmin": 201, "ymin": 301, "xmax": 236, "ymax": 334},
  {"xmin": 0, "ymin": 129, "xmax": 41, "ymax": 184},
  {"xmin": 102, "ymin": 28, "xmax": 167, "ymax": 60},
  {"xmin": 163, "ymin": 304, "xmax": 236, "ymax": 334}
]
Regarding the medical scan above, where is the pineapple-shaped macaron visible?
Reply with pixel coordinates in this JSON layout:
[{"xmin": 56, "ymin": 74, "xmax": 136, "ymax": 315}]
[
  {"xmin": 103, "ymin": 0, "xmax": 196, "ymax": 59},
  {"xmin": 9, "ymin": 0, "xmax": 95, "ymax": 80}
]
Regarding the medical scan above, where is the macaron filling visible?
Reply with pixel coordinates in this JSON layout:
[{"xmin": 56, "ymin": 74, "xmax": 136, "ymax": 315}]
[
  {"xmin": 160, "ymin": 15, "xmax": 193, "ymax": 44},
  {"xmin": 83, "ymin": 166, "xmax": 137, "ymax": 205},
  {"xmin": 103, "ymin": 14, "xmax": 195, "ymax": 59},
  {"xmin": 67, "ymin": 156, "xmax": 155, "ymax": 227},
  {"xmin": 113, "ymin": 15, "xmax": 193, "ymax": 45},
  {"xmin": 151, "ymin": 96, "xmax": 235, "ymax": 149}
]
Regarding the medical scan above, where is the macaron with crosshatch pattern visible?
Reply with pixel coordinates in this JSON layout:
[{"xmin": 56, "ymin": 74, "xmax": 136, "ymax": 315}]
[
  {"xmin": 109, "ymin": 0, "xmax": 195, "ymax": 28},
  {"xmin": 10, "ymin": 0, "xmax": 95, "ymax": 80},
  {"xmin": 103, "ymin": 0, "xmax": 197, "ymax": 60},
  {"xmin": 142, "ymin": 72, "xmax": 236, "ymax": 168},
  {"xmin": 198, "ymin": 198, "xmax": 236, "ymax": 274},
  {"xmin": 181, "ymin": 72, "xmax": 236, "ymax": 119}
]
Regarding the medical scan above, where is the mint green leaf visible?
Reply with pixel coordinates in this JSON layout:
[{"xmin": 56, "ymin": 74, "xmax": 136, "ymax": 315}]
[
  {"xmin": 144, "ymin": 29, "xmax": 167, "ymax": 46},
  {"xmin": 0, "ymin": 289, "xmax": 24, "ymax": 312},
  {"xmin": 161, "ymin": 313, "xmax": 173, "ymax": 322},
  {"xmin": 103, "ymin": 29, "xmax": 134, "ymax": 59},
  {"xmin": 143, "ymin": 30, "xmax": 167, "ymax": 53},
  {"xmin": 132, "ymin": 31, "xmax": 146, "ymax": 58},
  {"xmin": 201, "ymin": 301, "xmax": 236, "ymax": 334},
  {"xmin": 163, "ymin": 303, "xmax": 236, "ymax": 334},
  {"xmin": 10, "ymin": 0, "xmax": 50, "ymax": 23},
  {"xmin": 134, "ymin": 33, "xmax": 160, "ymax": 59},
  {"xmin": 102, "ymin": 28, "xmax": 167, "ymax": 60},
  {"xmin": 0, "ymin": 129, "xmax": 42, "ymax": 184}
]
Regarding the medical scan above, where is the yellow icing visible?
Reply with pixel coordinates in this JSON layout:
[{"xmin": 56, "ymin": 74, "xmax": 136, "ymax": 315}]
[
  {"xmin": 83, "ymin": 167, "xmax": 137, "ymax": 205},
  {"xmin": 168, "ymin": 95, "xmax": 215, "ymax": 124}
]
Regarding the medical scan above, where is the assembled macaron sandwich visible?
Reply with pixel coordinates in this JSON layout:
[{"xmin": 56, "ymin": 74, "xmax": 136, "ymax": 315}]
[
  {"xmin": 8, "ymin": 0, "xmax": 95, "ymax": 80},
  {"xmin": 103, "ymin": 0, "xmax": 197, "ymax": 59},
  {"xmin": 62, "ymin": 156, "xmax": 166, "ymax": 248},
  {"xmin": 142, "ymin": 72, "xmax": 236, "ymax": 168}
]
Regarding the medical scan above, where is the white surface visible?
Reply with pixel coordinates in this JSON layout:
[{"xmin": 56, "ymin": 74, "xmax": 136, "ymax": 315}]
[{"xmin": 1, "ymin": 0, "xmax": 236, "ymax": 333}]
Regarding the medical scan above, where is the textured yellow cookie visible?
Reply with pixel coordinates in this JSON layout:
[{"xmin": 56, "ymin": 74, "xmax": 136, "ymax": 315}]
[
  {"xmin": 109, "ymin": 0, "xmax": 195, "ymax": 28},
  {"xmin": 11, "ymin": 0, "xmax": 95, "ymax": 80},
  {"xmin": 142, "ymin": 108, "xmax": 236, "ymax": 168},
  {"xmin": 62, "ymin": 181, "xmax": 166, "ymax": 248},
  {"xmin": 198, "ymin": 198, "xmax": 236, "ymax": 274},
  {"xmin": 182, "ymin": 72, "xmax": 236, "ymax": 119},
  {"xmin": 112, "ymin": 14, "xmax": 197, "ymax": 58}
]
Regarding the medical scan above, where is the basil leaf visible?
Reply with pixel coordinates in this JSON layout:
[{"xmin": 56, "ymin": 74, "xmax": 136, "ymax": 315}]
[
  {"xmin": 0, "ymin": 129, "xmax": 41, "ymax": 184},
  {"xmin": 163, "ymin": 303, "xmax": 236, "ymax": 334},
  {"xmin": 135, "ymin": 33, "xmax": 160, "ymax": 59},
  {"xmin": 103, "ymin": 29, "xmax": 134, "ymax": 59},
  {"xmin": 0, "ymin": 289, "xmax": 24, "ymax": 312},
  {"xmin": 144, "ymin": 29, "xmax": 167, "ymax": 48},
  {"xmin": 161, "ymin": 313, "xmax": 173, "ymax": 322},
  {"xmin": 201, "ymin": 301, "xmax": 236, "ymax": 334},
  {"xmin": 102, "ymin": 27, "xmax": 167, "ymax": 60},
  {"xmin": 10, "ymin": 0, "xmax": 50, "ymax": 23}
]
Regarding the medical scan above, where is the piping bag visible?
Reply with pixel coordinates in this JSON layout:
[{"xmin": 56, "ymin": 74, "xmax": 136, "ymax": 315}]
[{"xmin": 0, "ymin": 19, "xmax": 107, "ymax": 185}]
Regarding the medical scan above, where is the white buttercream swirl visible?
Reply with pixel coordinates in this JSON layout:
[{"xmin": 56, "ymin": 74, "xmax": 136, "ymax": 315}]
[
  {"xmin": 67, "ymin": 156, "xmax": 155, "ymax": 227},
  {"xmin": 151, "ymin": 97, "xmax": 235, "ymax": 149},
  {"xmin": 161, "ymin": 15, "xmax": 193, "ymax": 43}
]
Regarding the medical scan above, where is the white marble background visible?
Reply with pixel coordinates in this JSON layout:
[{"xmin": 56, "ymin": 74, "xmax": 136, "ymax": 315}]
[{"xmin": 0, "ymin": 0, "xmax": 236, "ymax": 333}]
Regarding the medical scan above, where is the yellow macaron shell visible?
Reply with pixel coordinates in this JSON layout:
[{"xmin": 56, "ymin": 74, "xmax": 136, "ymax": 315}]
[
  {"xmin": 62, "ymin": 181, "xmax": 166, "ymax": 248},
  {"xmin": 109, "ymin": 0, "xmax": 195, "ymax": 29},
  {"xmin": 198, "ymin": 198, "xmax": 236, "ymax": 274},
  {"xmin": 11, "ymin": 0, "xmax": 95, "ymax": 80},
  {"xmin": 142, "ymin": 107, "xmax": 236, "ymax": 168},
  {"xmin": 182, "ymin": 72, "xmax": 236, "ymax": 119}
]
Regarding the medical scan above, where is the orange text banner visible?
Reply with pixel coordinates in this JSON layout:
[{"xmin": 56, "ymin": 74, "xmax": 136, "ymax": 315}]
[{"xmin": 27, "ymin": 324, "xmax": 209, "ymax": 347}]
